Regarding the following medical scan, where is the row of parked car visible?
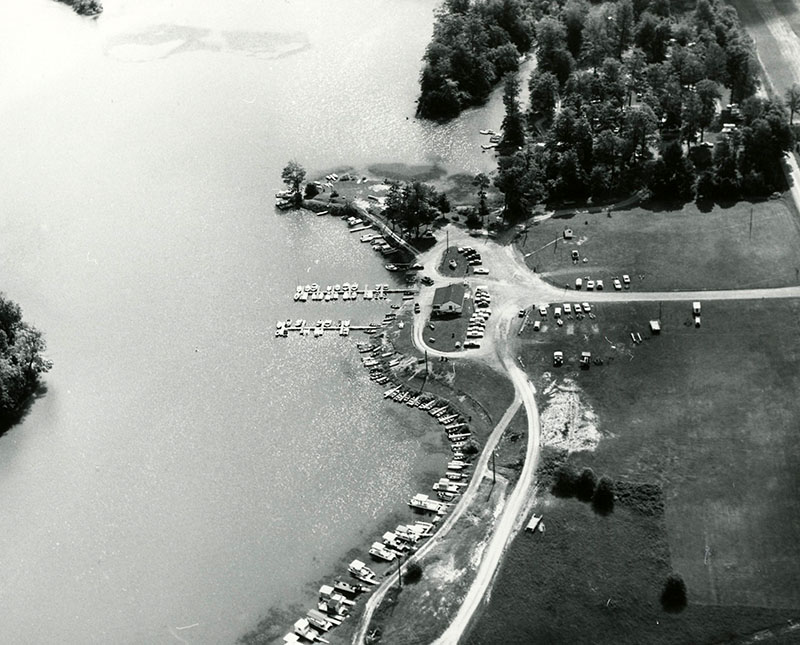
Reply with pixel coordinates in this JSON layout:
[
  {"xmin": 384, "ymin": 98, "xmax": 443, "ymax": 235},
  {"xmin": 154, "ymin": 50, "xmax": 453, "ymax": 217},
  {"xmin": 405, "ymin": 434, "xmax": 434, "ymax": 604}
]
[
  {"xmin": 464, "ymin": 287, "xmax": 492, "ymax": 348},
  {"xmin": 575, "ymin": 274, "xmax": 630, "ymax": 291}
]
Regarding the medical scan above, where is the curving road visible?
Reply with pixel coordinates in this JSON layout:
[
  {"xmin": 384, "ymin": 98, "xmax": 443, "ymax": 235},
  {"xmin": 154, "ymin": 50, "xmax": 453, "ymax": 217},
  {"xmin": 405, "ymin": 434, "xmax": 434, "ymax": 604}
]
[{"xmin": 354, "ymin": 214, "xmax": 800, "ymax": 645}]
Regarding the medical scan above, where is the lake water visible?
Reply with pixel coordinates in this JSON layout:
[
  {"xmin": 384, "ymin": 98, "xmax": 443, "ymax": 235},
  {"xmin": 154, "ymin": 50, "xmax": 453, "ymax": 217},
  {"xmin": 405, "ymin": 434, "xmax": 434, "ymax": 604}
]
[{"xmin": 0, "ymin": 1, "xmax": 504, "ymax": 643}]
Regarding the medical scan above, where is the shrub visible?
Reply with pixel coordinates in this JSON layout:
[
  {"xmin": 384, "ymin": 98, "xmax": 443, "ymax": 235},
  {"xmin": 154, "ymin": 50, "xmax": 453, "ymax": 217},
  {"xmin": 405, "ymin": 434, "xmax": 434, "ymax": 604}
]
[
  {"xmin": 404, "ymin": 562, "xmax": 423, "ymax": 584},
  {"xmin": 304, "ymin": 183, "xmax": 319, "ymax": 199},
  {"xmin": 576, "ymin": 467, "xmax": 597, "ymax": 502},
  {"xmin": 552, "ymin": 463, "xmax": 577, "ymax": 497},
  {"xmin": 592, "ymin": 476, "xmax": 615, "ymax": 515},
  {"xmin": 661, "ymin": 573, "xmax": 688, "ymax": 612}
]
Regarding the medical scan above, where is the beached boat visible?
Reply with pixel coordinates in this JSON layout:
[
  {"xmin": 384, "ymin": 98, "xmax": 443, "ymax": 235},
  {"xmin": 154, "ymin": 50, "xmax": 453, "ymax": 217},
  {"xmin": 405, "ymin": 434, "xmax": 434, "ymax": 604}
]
[
  {"xmin": 447, "ymin": 460, "xmax": 469, "ymax": 470},
  {"xmin": 319, "ymin": 584, "xmax": 356, "ymax": 606},
  {"xmin": 299, "ymin": 292, "xmax": 308, "ymax": 302},
  {"xmin": 382, "ymin": 531, "xmax": 409, "ymax": 552},
  {"xmin": 333, "ymin": 579, "xmax": 364, "ymax": 596},
  {"xmin": 384, "ymin": 264, "xmax": 399, "ymax": 272},
  {"xmin": 348, "ymin": 559, "xmax": 379, "ymax": 585},
  {"xmin": 433, "ymin": 480, "xmax": 460, "ymax": 494},
  {"xmin": 369, "ymin": 541, "xmax": 396, "ymax": 562},
  {"xmin": 479, "ymin": 129, "xmax": 496, "ymax": 135},
  {"xmin": 293, "ymin": 618, "xmax": 324, "ymax": 643},
  {"xmin": 446, "ymin": 471, "xmax": 466, "ymax": 481},
  {"xmin": 408, "ymin": 493, "xmax": 446, "ymax": 514},
  {"xmin": 306, "ymin": 609, "xmax": 338, "ymax": 631},
  {"xmin": 481, "ymin": 143, "xmax": 497, "ymax": 150}
]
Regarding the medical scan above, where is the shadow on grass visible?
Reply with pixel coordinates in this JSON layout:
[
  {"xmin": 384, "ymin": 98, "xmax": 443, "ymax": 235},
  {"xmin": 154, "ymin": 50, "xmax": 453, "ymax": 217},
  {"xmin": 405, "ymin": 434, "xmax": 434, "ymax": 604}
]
[{"xmin": 0, "ymin": 382, "xmax": 48, "ymax": 438}]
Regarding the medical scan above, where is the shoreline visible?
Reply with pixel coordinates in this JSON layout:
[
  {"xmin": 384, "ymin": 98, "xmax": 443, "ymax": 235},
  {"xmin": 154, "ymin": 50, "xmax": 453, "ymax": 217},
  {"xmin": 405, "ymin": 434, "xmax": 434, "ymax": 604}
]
[{"xmin": 244, "ymin": 178, "xmax": 514, "ymax": 644}]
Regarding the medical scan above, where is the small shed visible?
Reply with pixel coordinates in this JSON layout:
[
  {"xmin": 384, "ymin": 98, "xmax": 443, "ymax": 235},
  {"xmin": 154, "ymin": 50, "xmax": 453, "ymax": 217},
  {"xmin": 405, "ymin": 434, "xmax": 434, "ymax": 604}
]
[
  {"xmin": 649, "ymin": 320, "xmax": 661, "ymax": 334},
  {"xmin": 563, "ymin": 228, "xmax": 574, "ymax": 239},
  {"xmin": 432, "ymin": 284, "xmax": 465, "ymax": 317}
]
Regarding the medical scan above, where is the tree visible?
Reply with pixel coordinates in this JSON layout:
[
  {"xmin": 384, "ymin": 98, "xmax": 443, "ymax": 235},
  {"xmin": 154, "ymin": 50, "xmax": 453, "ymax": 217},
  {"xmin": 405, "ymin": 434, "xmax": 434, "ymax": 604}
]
[
  {"xmin": 501, "ymin": 74, "xmax": 526, "ymax": 149},
  {"xmin": 404, "ymin": 562, "xmax": 423, "ymax": 584},
  {"xmin": 473, "ymin": 172, "xmax": 491, "ymax": 216},
  {"xmin": 536, "ymin": 17, "xmax": 575, "ymax": 84},
  {"xmin": 612, "ymin": 0, "xmax": 635, "ymax": 58},
  {"xmin": 726, "ymin": 38, "xmax": 760, "ymax": 104},
  {"xmin": 576, "ymin": 467, "xmax": 597, "ymax": 501},
  {"xmin": 786, "ymin": 83, "xmax": 800, "ymax": 124},
  {"xmin": 623, "ymin": 105, "xmax": 658, "ymax": 159},
  {"xmin": 661, "ymin": 573, "xmax": 688, "ymax": 612},
  {"xmin": 563, "ymin": 0, "xmax": 589, "ymax": 58},
  {"xmin": 592, "ymin": 475, "xmax": 615, "ymax": 514},
  {"xmin": 581, "ymin": 13, "xmax": 612, "ymax": 72},
  {"xmin": 281, "ymin": 161, "xmax": 306, "ymax": 198},
  {"xmin": 695, "ymin": 79, "xmax": 721, "ymax": 141},
  {"xmin": 552, "ymin": 463, "xmax": 577, "ymax": 497},
  {"xmin": 528, "ymin": 70, "xmax": 559, "ymax": 125}
]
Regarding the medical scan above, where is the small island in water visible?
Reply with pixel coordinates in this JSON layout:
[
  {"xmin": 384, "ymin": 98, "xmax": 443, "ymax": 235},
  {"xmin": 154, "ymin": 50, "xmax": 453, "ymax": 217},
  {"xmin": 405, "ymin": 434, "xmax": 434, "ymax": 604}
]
[
  {"xmin": 0, "ymin": 293, "xmax": 52, "ymax": 431},
  {"xmin": 55, "ymin": 0, "xmax": 103, "ymax": 17}
]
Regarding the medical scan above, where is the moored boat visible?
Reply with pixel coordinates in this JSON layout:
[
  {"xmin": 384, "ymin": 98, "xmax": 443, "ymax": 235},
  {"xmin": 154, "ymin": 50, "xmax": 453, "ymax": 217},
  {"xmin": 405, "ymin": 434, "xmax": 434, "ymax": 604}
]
[{"xmin": 369, "ymin": 541, "xmax": 396, "ymax": 562}]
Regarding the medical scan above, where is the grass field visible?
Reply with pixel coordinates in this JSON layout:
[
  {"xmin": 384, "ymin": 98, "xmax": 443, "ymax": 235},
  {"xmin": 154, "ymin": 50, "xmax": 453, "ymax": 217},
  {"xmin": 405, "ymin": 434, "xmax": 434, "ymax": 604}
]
[
  {"xmin": 465, "ymin": 298, "xmax": 800, "ymax": 644},
  {"xmin": 465, "ymin": 496, "xmax": 793, "ymax": 645},
  {"xmin": 518, "ymin": 200, "xmax": 800, "ymax": 291}
]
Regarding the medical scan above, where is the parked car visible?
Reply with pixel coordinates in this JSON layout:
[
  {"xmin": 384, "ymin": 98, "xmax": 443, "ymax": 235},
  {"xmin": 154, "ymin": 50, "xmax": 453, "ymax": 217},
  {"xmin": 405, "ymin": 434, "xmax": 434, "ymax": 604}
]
[
  {"xmin": 473, "ymin": 267, "xmax": 489, "ymax": 275},
  {"xmin": 622, "ymin": 274, "xmax": 631, "ymax": 285},
  {"xmin": 533, "ymin": 320, "xmax": 541, "ymax": 331},
  {"xmin": 563, "ymin": 303, "xmax": 572, "ymax": 314},
  {"xmin": 613, "ymin": 279, "xmax": 622, "ymax": 290},
  {"xmin": 586, "ymin": 280, "xmax": 595, "ymax": 290},
  {"xmin": 448, "ymin": 259, "xmax": 457, "ymax": 269},
  {"xmin": 596, "ymin": 279, "xmax": 604, "ymax": 290},
  {"xmin": 421, "ymin": 276, "xmax": 434, "ymax": 286},
  {"xmin": 571, "ymin": 250, "xmax": 579, "ymax": 260},
  {"xmin": 582, "ymin": 302, "xmax": 591, "ymax": 312},
  {"xmin": 553, "ymin": 351, "xmax": 564, "ymax": 366},
  {"xmin": 539, "ymin": 305, "xmax": 548, "ymax": 316},
  {"xmin": 574, "ymin": 303, "xmax": 583, "ymax": 314},
  {"xmin": 575, "ymin": 278, "xmax": 583, "ymax": 289}
]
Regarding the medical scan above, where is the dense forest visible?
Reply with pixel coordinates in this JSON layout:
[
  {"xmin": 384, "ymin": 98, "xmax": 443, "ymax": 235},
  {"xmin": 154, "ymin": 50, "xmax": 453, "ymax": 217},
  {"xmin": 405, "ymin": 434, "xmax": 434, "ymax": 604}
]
[
  {"xmin": 55, "ymin": 0, "xmax": 103, "ymax": 17},
  {"xmin": 417, "ymin": 0, "xmax": 539, "ymax": 120},
  {"xmin": 487, "ymin": 0, "xmax": 794, "ymax": 216},
  {"xmin": 0, "ymin": 294, "xmax": 52, "ymax": 428}
]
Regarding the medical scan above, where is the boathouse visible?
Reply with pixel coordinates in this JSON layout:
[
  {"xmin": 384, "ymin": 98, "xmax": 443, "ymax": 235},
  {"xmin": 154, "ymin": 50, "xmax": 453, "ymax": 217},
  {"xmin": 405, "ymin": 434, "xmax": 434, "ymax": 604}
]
[{"xmin": 432, "ymin": 284, "xmax": 465, "ymax": 317}]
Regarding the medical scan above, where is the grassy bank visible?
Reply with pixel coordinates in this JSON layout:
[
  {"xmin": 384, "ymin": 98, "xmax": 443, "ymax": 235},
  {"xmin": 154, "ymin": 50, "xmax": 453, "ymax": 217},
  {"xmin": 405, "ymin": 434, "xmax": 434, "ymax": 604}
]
[{"xmin": 518, "ymin": 200, "xmax": 800, "ymax": 291}]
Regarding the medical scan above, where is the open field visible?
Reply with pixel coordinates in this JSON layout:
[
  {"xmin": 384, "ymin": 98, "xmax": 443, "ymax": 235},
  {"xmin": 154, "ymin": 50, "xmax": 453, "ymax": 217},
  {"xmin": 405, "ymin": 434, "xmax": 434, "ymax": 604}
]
[
  {"xmin": 518, "ymin": 200, "xmax": 800, "ymax": 291},
  {"xmin": 465, "ymin": 298, "xmax": 800, "ymax": 644},
  {"xmin": 465, "ymin": 496, "xmax": 793, "ymax": 645}
]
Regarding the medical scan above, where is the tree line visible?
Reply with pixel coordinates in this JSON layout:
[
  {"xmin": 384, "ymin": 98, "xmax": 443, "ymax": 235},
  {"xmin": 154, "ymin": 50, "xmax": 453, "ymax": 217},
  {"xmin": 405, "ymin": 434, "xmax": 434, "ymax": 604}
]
[
  {"xmin": 460, "ymin": 0, "xmax": 793, "ymax": 218},
  {"xmin": 417, "ymin": 0, "xmax": 540, "ymax": 120},
  {"xmin": 0, "ymin": 293, "xmax": 52, "ymax": 427}
]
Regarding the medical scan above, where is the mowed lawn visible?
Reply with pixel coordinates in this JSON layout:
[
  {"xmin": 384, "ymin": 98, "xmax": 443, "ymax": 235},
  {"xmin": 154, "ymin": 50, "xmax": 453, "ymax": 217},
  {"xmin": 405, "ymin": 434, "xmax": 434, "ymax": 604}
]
[
  {"xmin": 519, "ymin": 200, "xmax": 800, "ymax": 291},
  {"xmin": 466, "ymin": 299, "xmax": 800, "ymax": 644}
]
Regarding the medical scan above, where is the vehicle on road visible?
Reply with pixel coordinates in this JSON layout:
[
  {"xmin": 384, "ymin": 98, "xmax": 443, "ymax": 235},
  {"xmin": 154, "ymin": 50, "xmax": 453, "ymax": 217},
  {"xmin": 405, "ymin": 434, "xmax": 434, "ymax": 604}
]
[
  {"xmin": 421, "ymin": 276, "xmax": 434, "ymax": 286},
  {"xmin": 518, "ymin": 309, "xmax": 526, "ymax": 318},
  {"xmin": 473, "ymin": 267, "xmax": 489, "ymax": 275}
]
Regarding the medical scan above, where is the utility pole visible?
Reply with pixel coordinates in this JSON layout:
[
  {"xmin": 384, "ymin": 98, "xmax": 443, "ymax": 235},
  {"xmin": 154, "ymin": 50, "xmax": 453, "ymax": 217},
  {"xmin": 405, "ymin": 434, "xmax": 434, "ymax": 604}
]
[
  {"xmin": 397, "ymin": 555, "xmax": 403, "ymax": 589},
  {"xmin": 492, "ymin": 450, "xmax": 496, "ymax": 485},
  {"xmin": 749, "ymin": 207, "xmax": 753, "ymax": 239}
]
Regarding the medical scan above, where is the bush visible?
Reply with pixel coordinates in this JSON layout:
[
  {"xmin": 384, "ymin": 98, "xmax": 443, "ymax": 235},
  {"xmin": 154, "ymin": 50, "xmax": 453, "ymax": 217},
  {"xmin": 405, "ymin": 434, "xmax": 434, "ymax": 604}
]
[
  {"xmin": 404, "ymin": 562, "xmax": 423, "ymax": 584},
  {"xmin": 552, "ymin": 463, "xmax": 577, "ymax": 497},
  {"xmin": 462, "ymin": 439, "xmax": 480, "ymax": 456},
  {"xmin": 576, "ymin": 467, "xmax": 597, "ymax": 502},
  {"xmin": 592, "ymin": 476, "xmax": 615, "ymax": 515},
  {"xmin": 465, "ymin": 209, "xmax": 482, "ymax": 230},
  {"xmin": 661, "ymin": 573, "xmax": 688, "ymax": 612},
  {"xmin": 304, "ymin": 183, "xmax": 319, "ymax": 199}
]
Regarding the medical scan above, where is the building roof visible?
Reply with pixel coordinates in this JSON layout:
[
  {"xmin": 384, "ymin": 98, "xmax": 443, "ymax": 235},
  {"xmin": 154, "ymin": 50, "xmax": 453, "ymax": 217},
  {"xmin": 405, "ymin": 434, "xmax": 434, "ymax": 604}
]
[{"xmin": 433, "ymin": 283, "xmax": 465, "ymax": 306}]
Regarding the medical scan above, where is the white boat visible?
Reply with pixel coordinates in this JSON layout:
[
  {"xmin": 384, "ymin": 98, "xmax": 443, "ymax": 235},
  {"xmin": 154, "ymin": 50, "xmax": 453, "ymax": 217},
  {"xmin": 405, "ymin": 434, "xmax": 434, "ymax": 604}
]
[
  {"xmin": 369, "ymin": 541, "xmax": 396, "ymax": 562},
  {"xmin": 293, "ymin": 618, "xmax": 322, "ymax": 643},
  {"xmin": 348, "ymin": 559, "xmax": 379, "ymax": 584},
  {"xmin": 299, "ymin": 292, "xmax": 308, "ymax": 302}
]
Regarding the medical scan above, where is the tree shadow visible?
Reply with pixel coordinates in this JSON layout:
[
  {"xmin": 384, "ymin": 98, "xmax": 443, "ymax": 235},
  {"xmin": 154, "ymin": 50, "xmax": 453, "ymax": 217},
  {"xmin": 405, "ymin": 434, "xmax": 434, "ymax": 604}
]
[{"xmin": 0, "ymin": 382, "xmax": 49, "ymax": 438}]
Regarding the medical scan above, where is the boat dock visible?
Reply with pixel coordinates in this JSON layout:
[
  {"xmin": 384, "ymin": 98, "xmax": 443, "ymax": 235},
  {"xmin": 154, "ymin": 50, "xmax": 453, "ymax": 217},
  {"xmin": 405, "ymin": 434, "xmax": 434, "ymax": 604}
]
[
  {"xmin": 275, "ymin": 319, "xmax": 385, "ymax": 337},
  {"xmin": 293, "ymin": 283, "xmax": 418, "ymax": 303}
]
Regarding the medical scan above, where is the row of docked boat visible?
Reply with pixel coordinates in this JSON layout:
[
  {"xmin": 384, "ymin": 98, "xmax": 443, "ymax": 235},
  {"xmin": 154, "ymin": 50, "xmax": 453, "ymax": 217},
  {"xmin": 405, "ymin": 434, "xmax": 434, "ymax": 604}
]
[
  {"xmin": 275, "ymin": 319, "xmax": 378, "ymax": 338},
  {"xmin": 281, "ymin": 521, "xmax": 437, "ymax": 644}
]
